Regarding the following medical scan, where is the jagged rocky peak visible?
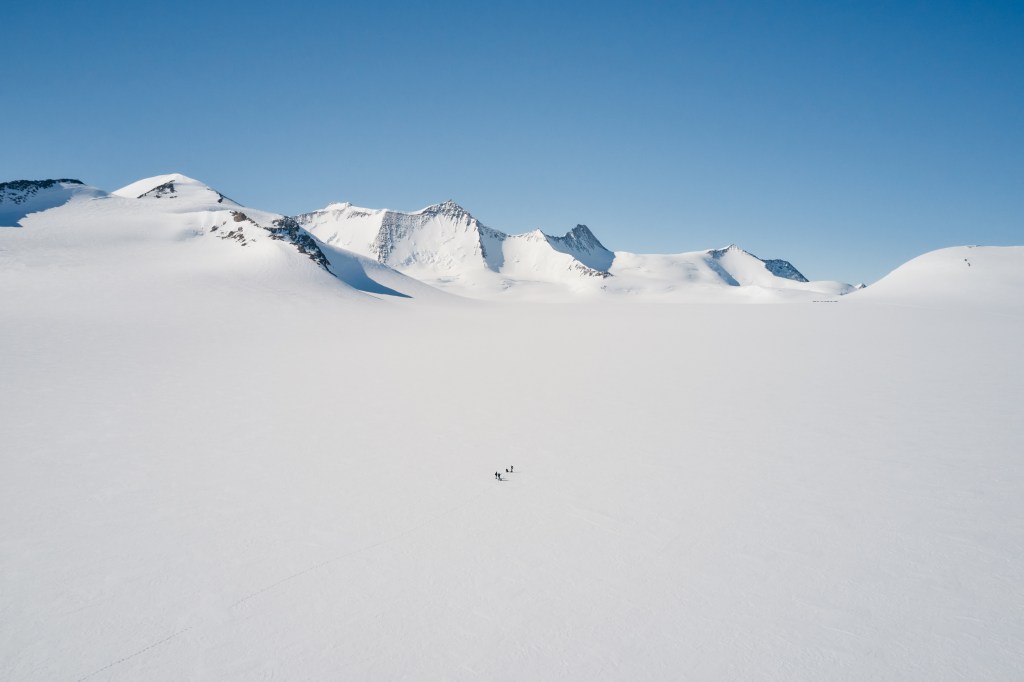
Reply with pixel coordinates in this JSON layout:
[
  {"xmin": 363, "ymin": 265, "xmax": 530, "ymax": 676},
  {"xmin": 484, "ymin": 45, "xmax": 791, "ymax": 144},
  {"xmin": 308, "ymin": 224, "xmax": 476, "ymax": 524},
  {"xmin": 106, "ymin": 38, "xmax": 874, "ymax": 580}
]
[
  {"xmin": 547, "ymin": 224, "xmax": 614, "ymax": 272},
  {"xmin": 557, "ymin": 224, "xmax": 608, "ymax": 250},
  {"xmin": 707, "ymin": 244, "xmax": 747, "ymax": 258},
  {"xmin": 417, "ymin": 199, "xmax": 472, "ymax": 220},
  {"xmin": 568, "ymin": 224, "xmax": 597, "ymax": 238}
]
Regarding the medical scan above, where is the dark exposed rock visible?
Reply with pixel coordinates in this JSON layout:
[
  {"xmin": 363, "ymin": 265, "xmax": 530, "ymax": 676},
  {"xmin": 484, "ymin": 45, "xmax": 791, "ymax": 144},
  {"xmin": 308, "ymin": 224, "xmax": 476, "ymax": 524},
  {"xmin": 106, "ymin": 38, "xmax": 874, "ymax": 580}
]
[
  {"xmin": 763, "ymin": 259, "xmax": 808, "ymax": 283},
  {"xmin": 139, "ymin": 181, "xmax": 178, "ymax": 199},
  {"xmin": 267, "ymin": 217, "xmax": 330, "ymax": 270}
]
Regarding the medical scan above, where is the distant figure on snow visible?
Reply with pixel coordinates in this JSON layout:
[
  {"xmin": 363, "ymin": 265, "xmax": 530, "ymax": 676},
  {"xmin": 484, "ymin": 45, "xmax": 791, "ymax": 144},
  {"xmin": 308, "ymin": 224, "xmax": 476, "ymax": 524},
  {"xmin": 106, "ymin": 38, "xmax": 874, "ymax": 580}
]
[
  {"xmin": 510, "ymin": 465, "xmax": 514, "ymax": 473},
  {"xmin": 505, "ymin": 468, "xmax": 509, "ymax": 474}
]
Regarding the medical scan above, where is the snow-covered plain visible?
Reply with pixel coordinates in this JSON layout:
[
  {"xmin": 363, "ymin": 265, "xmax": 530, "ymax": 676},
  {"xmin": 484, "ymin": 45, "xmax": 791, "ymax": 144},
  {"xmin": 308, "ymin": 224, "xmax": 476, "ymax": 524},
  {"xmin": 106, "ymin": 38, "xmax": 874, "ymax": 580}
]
[{"xmin": 1, "ymin": 177, "xmax": 1022, "ymax": 680}]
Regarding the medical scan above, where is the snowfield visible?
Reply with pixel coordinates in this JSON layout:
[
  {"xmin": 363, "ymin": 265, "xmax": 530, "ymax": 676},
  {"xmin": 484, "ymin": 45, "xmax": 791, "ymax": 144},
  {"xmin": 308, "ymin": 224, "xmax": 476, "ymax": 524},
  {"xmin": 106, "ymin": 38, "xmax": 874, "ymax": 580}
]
[{"xmin": 1, "ymin": 177, "xmax": 1022, "ymax": 680}]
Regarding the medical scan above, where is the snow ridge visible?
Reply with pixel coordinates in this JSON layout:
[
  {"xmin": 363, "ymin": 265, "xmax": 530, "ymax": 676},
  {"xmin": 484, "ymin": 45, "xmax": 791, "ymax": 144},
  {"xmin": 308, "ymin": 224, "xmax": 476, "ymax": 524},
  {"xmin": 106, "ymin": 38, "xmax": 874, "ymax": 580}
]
[
  {"xmin": 295, "ymin": 200, "xmax": 857, "ymax": 297},
  {"xmin": 545, "ymin": 225, "xmax": 615, "ymax": 272},
  {"xmin": 1, "ymin": 179, "xmax": 105, "ymax": 227},
  {"xmin": 0, "ymin": 179, "xmax": 84, "ymax": 204},
  {"xmin": 708, "ymin": 245, "xmax": 808, "ymax": 282}
]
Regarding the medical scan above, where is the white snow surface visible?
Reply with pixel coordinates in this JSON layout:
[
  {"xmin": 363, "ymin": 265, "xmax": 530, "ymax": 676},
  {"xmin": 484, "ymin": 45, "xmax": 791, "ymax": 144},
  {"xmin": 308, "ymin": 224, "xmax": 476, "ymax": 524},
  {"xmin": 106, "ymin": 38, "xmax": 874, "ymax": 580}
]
[
  {"xmin": 848, "ymin": 245, "xmax": 1024, "ymax": 306},
  {"xmin": 2, "ymin": 176, "xmax": 1023, "ymax": 680}
]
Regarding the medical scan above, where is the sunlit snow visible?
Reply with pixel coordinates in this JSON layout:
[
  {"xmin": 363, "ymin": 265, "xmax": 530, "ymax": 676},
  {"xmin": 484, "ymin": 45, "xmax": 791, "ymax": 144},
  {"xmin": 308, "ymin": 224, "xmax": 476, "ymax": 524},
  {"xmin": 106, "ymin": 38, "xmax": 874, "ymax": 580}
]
[{"xmin": 1, "ymin": 176, "xmax": 1021, "ymax": 680}]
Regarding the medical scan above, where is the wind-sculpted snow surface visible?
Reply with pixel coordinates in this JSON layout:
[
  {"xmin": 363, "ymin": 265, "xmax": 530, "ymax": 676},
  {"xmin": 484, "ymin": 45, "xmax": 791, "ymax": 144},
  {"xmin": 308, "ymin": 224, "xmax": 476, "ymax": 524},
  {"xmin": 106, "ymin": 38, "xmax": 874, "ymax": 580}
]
[
  {"xmin": 1, "ymin": 280, "xmax": 1022, "ymax": 680},
  {"xmin": 2, "ymin": 173, "xmax": 1024, "ymax": 680}
]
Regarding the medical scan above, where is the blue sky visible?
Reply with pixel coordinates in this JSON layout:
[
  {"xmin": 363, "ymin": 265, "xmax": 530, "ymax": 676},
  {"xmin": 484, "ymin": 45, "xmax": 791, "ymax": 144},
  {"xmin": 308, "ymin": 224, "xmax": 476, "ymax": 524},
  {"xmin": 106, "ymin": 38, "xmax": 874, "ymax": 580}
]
[{"xmin": 3, "ymin": 0, "xmax": 1021, "ymax": 283}]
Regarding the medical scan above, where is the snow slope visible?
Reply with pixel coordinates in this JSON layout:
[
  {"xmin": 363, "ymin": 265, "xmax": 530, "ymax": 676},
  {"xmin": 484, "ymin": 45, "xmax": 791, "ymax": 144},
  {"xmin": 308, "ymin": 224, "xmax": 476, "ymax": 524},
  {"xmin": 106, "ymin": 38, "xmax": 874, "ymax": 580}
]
[
  {"xmin": 2, "ymin": 174, "xmax": 1023, "ymax": 679},
  {"xmin": 848, "ymin": 245, "xmax": 1024, "ymax": 307},
  {"xmin": 296, "ymin": 201, "xmax": 853, "ymax": 300},
  {"xmin": 0, "ymin": 175, "xmax": 443, "ymax": 304},
  {"xmin": 0, "ymin": 179, "xmax": 107, "ymax": 227}
]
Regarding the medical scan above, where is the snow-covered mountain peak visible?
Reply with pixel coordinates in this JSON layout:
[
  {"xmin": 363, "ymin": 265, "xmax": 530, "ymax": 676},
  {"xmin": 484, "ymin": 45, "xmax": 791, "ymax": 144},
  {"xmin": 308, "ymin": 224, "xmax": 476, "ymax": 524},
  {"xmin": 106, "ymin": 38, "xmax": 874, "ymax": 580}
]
[
  {"xmin": 1, "ymin": 179, "xmax": 107, "ymax": 227},
  {"xmin": 546, "ymin": 224, "xmax": 614, "ymax": 272},
  {"xmin": 294, "ymin": 200, "xmax": 855, "ymax": 297},
  {"xmin": 566, "ymin": 224, "xmax": 600, "ymax": 242},
  {"xmin": 705, "ymin": 244, "xmax": 808, "ymax": 283},
  {"xmin": 415, "ymin": 199, "xmax": 473, "ymax": 221},
  {"xmin": 708, "ymin": 244, "xmax": 745, "ymax": 257},
  {"xmin": 113, "ymin": 173, "xmax": 238, "ymax": 207}
]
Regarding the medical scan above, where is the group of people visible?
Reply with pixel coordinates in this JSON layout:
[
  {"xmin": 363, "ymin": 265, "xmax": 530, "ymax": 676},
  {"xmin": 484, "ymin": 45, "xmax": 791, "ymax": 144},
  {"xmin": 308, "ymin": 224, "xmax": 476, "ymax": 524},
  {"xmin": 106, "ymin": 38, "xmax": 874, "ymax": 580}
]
[{"xmin": 494, "ymin": 465, "xmax": 514, "ymax": 480}]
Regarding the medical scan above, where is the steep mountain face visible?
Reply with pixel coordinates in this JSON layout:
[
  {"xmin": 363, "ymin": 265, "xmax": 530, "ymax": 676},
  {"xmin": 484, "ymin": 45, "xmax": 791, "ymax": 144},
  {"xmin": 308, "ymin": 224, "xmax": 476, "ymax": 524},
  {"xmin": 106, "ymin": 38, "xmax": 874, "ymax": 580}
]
[
  {"xmin": 544, "ymin": 225, "xmax": 615, "ymax": 272},
  {"xmin": 296, "ymin": 201, "xmax": 615, "ymax": 288},
  {"xmin": 373, "ymin": 200, "xmax": 489, "ymax": 274},
  {"xmin": 1, "ymin": 179, "xmax": 107, "ymax": 227},
  {"xmin": 763, "ymin": 259, "xmax": 808, "ymax": 282}
]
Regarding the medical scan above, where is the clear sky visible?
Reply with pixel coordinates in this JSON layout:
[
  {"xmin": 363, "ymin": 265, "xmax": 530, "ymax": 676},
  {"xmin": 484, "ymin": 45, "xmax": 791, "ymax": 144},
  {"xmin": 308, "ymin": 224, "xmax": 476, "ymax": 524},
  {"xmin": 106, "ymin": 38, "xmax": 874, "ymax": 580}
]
[{"xmin": 3, "ymin": 1, "xmax": 1021, "ymax": 283}]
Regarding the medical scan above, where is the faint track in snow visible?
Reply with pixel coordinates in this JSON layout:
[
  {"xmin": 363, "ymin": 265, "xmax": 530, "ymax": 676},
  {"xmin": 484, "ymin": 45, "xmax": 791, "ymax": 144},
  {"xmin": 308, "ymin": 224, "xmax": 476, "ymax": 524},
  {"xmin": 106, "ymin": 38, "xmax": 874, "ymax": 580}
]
[
  {"xmin": 69, "ymin": 491, "xmax": 487, "ymax": 680},
  {"xmin": 73, "ymin": 627, "xmax": 192, "ymax": 682}
]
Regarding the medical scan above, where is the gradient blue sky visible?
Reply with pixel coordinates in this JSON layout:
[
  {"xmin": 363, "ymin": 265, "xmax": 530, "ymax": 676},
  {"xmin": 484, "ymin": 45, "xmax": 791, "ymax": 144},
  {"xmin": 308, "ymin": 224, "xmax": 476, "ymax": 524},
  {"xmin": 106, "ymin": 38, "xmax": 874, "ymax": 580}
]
[{"xmin": 3, "ymin": 1, "xmax": 1021, "ymax": 282}]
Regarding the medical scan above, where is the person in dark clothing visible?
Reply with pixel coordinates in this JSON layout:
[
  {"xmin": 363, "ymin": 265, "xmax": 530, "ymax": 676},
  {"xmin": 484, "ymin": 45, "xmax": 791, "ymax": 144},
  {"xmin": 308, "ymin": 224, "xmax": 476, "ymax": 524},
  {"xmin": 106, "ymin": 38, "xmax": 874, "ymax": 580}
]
[{"xmin": 510, "ymin": 465, "xmax": 514, "ymax": 473}]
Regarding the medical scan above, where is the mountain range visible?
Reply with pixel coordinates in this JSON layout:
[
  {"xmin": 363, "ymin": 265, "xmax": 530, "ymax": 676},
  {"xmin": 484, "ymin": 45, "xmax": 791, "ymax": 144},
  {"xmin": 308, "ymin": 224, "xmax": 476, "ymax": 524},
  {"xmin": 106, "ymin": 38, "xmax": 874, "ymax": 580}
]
[{"xmin": 2, "ymin": 173, "xmax": 1020, "ymax": 304}]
